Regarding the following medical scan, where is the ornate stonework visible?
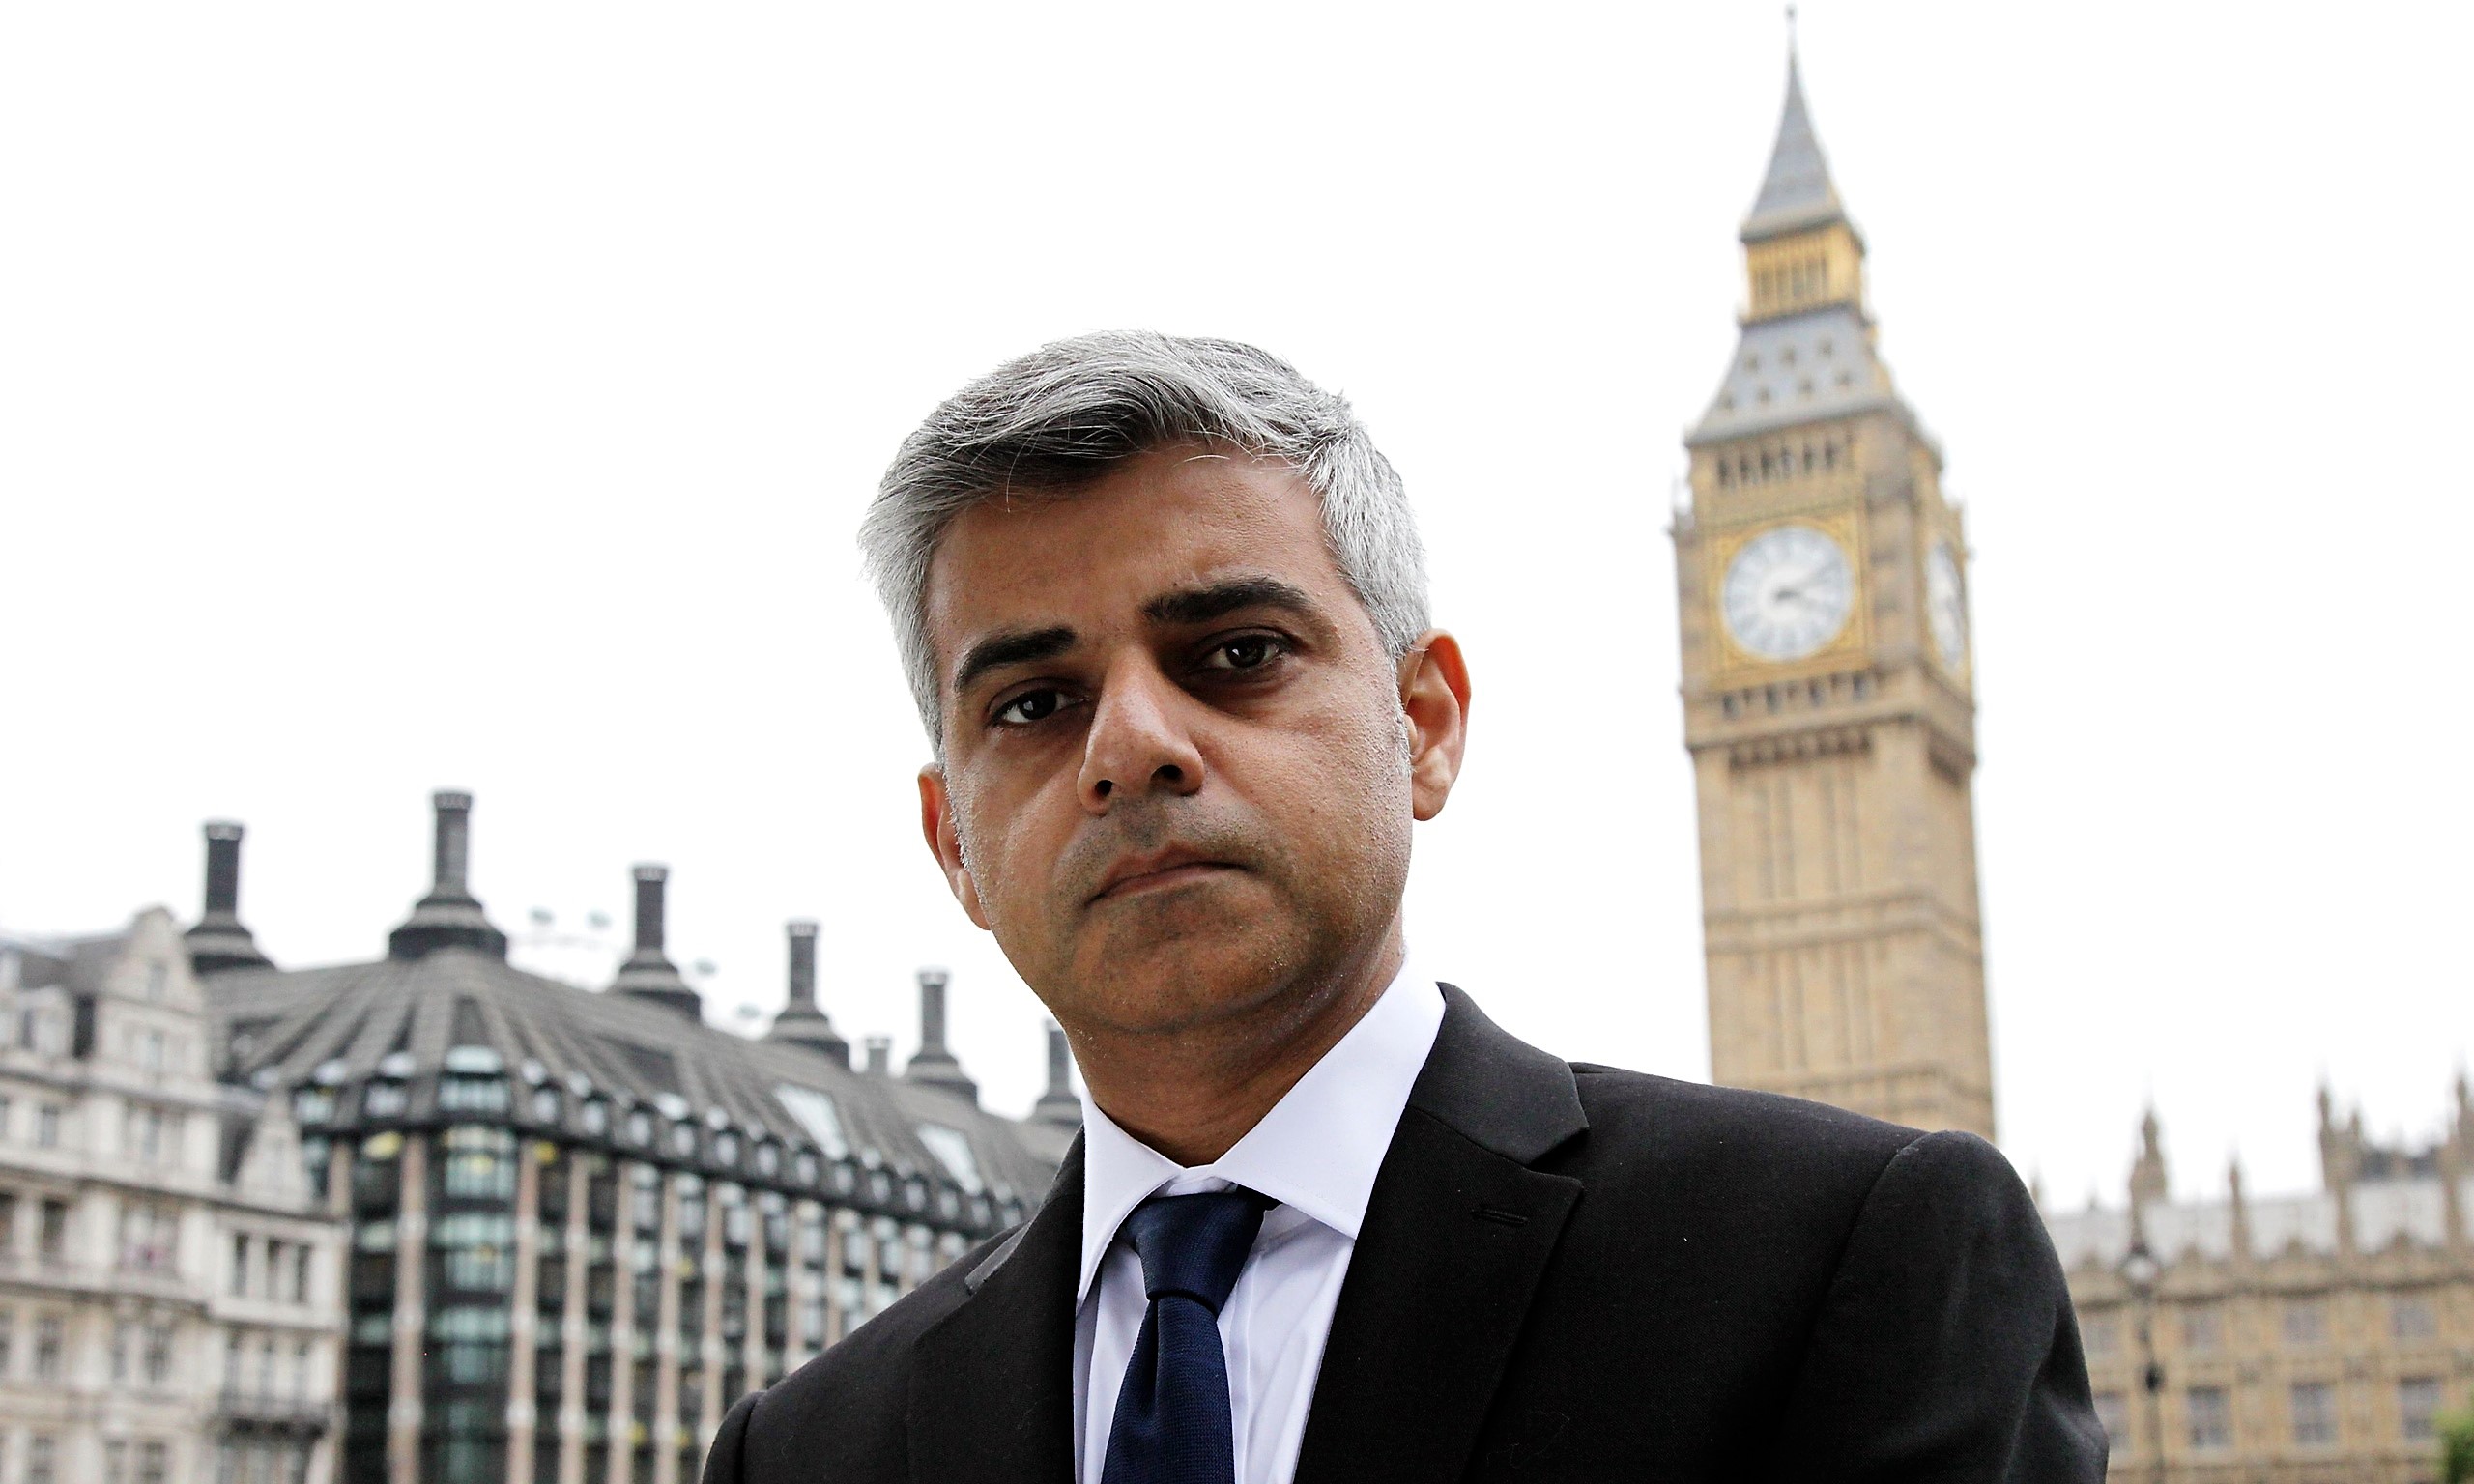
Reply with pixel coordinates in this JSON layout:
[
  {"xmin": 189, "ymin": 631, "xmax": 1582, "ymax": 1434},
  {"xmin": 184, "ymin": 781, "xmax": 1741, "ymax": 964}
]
[{"xmin": 2047, "ymin": 1085, "xmax": 2474, "ymax": 1480}]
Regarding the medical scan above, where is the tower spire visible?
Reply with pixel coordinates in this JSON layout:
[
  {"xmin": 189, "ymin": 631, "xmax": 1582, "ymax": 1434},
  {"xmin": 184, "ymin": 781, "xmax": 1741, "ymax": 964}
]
[{"xmin": 1742, "ymin": 30, "xmax": 1847, "ymax": 244}]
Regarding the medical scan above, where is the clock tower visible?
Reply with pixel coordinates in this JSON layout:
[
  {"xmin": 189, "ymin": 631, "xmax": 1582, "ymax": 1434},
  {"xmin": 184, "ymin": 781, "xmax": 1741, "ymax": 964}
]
[{"xmin": 1675, "ymin": 46, "xmax": 1993, "ymax": 1138}]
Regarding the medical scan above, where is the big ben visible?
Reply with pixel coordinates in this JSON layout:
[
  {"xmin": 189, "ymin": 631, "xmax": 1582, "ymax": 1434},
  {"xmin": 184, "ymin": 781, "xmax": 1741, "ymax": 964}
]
[{"xmin": 1676, "ymin": 45, "xmax": 1994, "ymax": 1139}]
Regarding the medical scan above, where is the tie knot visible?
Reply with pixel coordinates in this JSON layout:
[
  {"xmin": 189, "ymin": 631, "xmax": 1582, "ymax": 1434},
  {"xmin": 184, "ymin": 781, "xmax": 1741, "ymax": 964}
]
[{"xmin": 1121, "ymin": 1188, "xmax": 1270, "ymax": 1315}]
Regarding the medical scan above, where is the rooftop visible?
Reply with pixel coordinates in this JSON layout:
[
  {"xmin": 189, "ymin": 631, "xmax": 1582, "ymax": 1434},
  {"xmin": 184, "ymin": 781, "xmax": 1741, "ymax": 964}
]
[{"xmin": 189, "ymin": 791, "xmax": 1076, "ymax": 1236}]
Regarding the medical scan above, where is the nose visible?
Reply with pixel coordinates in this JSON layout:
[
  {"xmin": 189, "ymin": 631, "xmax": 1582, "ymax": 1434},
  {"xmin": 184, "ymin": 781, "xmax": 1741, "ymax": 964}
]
[{"xmin": 1077, "ymin": 658, "xmax": 1205, "ymax": 813}]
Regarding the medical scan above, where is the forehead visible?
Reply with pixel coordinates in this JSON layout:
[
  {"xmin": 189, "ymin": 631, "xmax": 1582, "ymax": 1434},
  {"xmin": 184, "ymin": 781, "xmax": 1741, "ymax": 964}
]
[{"xmin": 923, "ymin": 448, "xmax": 1355, "ymax": 656}]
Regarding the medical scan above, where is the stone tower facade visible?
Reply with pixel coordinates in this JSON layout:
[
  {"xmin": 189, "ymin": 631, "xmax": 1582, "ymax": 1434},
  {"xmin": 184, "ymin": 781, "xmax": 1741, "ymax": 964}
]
[{"xmin": 1675, "ymin": 48, "xmax": 1993, "ymax": 1138}]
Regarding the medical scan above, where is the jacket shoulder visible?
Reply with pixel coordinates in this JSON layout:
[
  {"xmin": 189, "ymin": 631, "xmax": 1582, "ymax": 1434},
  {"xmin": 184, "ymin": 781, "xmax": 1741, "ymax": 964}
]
[
  {"xmin": 1550, "ymin": 1064, "xmax": 1982, "ymax": 1239},
  {"xmin": 1568, "ymin": 1062, "xmax": 1926, "ymax": 1166}
]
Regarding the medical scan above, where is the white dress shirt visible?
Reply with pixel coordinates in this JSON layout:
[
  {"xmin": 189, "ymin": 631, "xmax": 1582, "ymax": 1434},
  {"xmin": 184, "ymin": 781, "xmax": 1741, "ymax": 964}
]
[{"xmin": 1071, "ymin": 958, "xmax": 1446, "ymax": 1484}]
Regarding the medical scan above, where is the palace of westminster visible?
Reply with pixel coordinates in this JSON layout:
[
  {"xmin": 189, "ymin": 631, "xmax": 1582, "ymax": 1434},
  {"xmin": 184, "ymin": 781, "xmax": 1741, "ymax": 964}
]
[{"xmin": 3, "ymin": 43, "xmax": 2466, "ymax": 1484}]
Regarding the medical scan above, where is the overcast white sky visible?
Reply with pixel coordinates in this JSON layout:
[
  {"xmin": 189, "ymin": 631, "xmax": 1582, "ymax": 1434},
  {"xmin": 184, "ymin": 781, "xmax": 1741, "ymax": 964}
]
[{"xmin": 5, "ymin": 3, "xmax": 2467, "ymax": 1211}]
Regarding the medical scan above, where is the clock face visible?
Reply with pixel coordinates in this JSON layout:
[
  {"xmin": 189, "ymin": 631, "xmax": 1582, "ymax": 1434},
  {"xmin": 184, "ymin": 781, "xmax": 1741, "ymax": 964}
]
[
  {"xmin": 1926, "ymin": 540, "xmax": 1968, "ymax": 668},
  {"xmin": 1721, "ymin": 524, "xmax": 1855, "ymax": 662}
]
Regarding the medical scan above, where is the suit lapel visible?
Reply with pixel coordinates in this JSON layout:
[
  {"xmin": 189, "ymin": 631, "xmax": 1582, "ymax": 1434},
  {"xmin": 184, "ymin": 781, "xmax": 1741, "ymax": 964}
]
[
  {"xmin": 1291, "ymin": 987, "xmax": 1588, "ymax": 1484},
  {"xmin": 906, "ymin": 1139, "xmax": 1084, "ymax": 1484}
]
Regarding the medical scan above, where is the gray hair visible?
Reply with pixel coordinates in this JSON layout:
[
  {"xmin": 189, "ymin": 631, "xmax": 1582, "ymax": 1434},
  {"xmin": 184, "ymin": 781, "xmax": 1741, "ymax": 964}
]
[{"xmin": 860, "ymin": 331, "xmax": 1429, "ymax": 752}]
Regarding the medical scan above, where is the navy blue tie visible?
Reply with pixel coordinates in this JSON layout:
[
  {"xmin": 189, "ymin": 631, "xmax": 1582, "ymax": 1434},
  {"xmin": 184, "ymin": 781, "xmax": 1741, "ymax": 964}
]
[{"xmin": 1099, "ymin": 1188, "xmax": 1272, "ymax": 1484}]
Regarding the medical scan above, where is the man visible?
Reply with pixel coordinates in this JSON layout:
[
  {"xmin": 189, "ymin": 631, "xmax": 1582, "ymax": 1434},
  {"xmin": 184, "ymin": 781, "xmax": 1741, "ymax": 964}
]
[{"xmin": 705, "ymin": 332, "xmax": 2104, "ymax": 1482}]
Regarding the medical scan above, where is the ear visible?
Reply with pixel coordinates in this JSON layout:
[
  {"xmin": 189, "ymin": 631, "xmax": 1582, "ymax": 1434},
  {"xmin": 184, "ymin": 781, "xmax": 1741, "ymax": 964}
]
[
  {"xmin": 918, "ymin": 766, "xmax": 992, "ymax": 929},
  {"xmin": 1398, "ymin": 630, "xmax": 1472, "ymax": 822}
]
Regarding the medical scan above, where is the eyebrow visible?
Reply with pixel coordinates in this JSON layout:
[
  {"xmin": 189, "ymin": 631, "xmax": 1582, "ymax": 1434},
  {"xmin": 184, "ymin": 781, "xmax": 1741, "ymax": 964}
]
[
  {"xmin": 1142, "ymin": 576, "xmax": 1322, "ymax": 628},
  {"xmin": 952, "ymin": 625, "xmax": 1077, "ymax": 696}
]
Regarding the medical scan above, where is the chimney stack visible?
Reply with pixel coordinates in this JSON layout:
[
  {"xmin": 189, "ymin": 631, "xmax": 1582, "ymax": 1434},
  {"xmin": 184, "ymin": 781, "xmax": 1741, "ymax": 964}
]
[
  {"xmin": 388, "ymin": 791, "xmax": 509, "ymax": 960},
  {"xmin": 609, "ymin": 865, "xmax": 702, "ymax": 1020},
  {"xmin": 765, "ymin": 920, "xmax": 850, "ymax": 1066},
  {"xmin": 185, "ymin": 821, "xmax": 273, "ymax": 974},
  {"xmin": 903, "ymin": 968, "xmax": 977, "ymax": 1102},
  {"xmin": 863, "ymin": 1037, "xmax": 892, "ymax": 1075},
  {"xmin": 1033, "ymin": 1021, "xmax": 1081, "ymax": 1128}
]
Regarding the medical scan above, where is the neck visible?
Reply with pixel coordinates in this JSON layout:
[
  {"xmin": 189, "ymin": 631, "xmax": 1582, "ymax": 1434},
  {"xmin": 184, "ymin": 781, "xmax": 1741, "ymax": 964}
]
[{"xmin": 1075, "ymin": 924, "xmax": 1405, "ymax": 1167}]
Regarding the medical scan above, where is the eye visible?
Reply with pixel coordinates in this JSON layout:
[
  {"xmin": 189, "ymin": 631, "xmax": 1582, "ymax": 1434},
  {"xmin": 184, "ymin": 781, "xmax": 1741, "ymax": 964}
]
[
  {"xmin": 1201, "ymin": 634, "xmax": 1287, "ymax": 671},
  {"xmin": 992, "ymin": 688, "xmax": 1070, "ymax": 727}
]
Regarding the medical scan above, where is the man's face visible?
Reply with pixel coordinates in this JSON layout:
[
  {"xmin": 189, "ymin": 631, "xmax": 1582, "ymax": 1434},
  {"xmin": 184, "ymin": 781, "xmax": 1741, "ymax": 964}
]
[{"xmin": 916, "ymin": 446, "xmax": 1454, "ymax": 1042}]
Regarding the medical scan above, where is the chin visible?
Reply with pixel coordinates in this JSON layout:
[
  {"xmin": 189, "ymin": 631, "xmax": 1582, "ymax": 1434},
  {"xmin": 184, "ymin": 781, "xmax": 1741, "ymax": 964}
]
[{"xmin": 1063, "ymin": 924, "xmax": 1304, "ymax": 1037}]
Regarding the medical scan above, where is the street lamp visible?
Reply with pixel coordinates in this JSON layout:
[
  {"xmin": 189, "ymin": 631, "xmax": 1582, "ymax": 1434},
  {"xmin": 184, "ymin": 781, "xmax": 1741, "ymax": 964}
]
[{"xmin": 2118, "ymin": 1238, "xmax": 2166, "ymax": 1483}]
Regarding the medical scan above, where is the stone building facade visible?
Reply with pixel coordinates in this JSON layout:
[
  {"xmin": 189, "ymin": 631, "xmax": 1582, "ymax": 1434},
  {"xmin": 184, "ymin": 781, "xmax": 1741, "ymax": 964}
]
[
  {"xmin": 2046, "ymin": 1088, "xmax": 2474, "ymax": 1482},
  {"xmin": 1675, "ymin": 44, "xmax": 1994, "ymax": 1137},
  {"xmin": 195, "ymin": 793, "xmax": 1077, "ymax": 1484},
  {"xmin": 0, "ymin": 898, "xmax": 344, "ymax": 1484}
]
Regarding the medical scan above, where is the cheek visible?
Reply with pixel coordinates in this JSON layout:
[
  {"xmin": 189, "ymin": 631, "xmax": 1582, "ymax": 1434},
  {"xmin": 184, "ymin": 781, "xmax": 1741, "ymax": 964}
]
[
  {"xmin": 954, "ymin": 776, "xmax": 1067, "ymax": 916},
  {"xmin": 1268, "ymin": 699, "xmax": 1416, "ymax": 874}
]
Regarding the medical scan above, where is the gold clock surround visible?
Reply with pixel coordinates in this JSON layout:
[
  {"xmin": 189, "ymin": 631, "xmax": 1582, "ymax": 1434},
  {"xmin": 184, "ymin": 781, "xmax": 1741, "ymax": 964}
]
[{"xmin": 1706, "ymin": 509, "xmax": 1870, "ymax": 681}]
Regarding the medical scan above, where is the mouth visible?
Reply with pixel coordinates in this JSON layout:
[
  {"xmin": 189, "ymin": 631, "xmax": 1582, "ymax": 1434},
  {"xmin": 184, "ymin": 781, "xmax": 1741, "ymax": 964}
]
[{"xmin": 1088, "ymin": 853, "xmax": 1241, "ymax": 903}]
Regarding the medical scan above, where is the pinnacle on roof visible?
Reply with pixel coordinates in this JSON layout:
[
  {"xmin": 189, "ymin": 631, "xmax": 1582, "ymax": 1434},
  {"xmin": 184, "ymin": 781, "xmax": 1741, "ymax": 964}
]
[
  {"xmin": 608, "ymin": 864, "xmax": 703, "ymax": 1020},
  {"xmin": 903, "ymin": 968, "xmax": 978, "ymax": 1104},
  {"xmin": 1741, "ymin": 43, "xmax": 1848, "ymax": 243},
  {"xmin": 388, "ymin": 791, "xmax": 509, "ymax": 960},
  {"xmin": 766, "ymin": 919, "xmax": 851, "ymax": 1065},
  {"xmin": 187, "ymin": 820, "xmax": 273, "ymax": 974}
]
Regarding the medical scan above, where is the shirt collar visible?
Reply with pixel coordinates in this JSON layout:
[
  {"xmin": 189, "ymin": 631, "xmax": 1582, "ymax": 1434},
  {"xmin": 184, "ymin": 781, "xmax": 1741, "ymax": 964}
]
[{"xmin": 1075, "ymin": 956, "xmax": 1446, "ymax": 1304}]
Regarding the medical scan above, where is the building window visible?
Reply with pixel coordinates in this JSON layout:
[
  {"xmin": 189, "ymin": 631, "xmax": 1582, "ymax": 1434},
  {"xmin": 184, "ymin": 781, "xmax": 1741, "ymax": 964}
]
[
  {"xmin": 27, "ymin": 1435, "xmax": 55, "ymax": 1484},
  {"xmin": 119, "ymin": 1203, "xmax": 175, "ymax": 1272},
  {"xmin": 440, "ymin": 1127, "xmax": 517, "ymax": 1200},
  {"xmin": 2284, "ymin": 1298, "xmax": 2327, "ymax": 1345},
  {"xmin": 435, "ymin": 1213, "xmax": 517, "ymax": 1293},
  {"xmin": 2400, "ymin": 1377, "xmax": 2442, "ymax": 1441},
  {"xmin": 632, "ymin": 1166, "xmax": 662, "ymax": 1232},
  {"xmin": 0, "ymin": 1190, "xmax": 15, "ymax": 1255},
  {"xmin": 2391, "ymin": 1295, "xmax": 2437, "ymax": 1341},
  {"xmin": 232, "ymin": 1234, "xmax": 252, "ymax": 1295},
  {"xmin": 137, "ymin": 1441, "xmax": 168, "ymax": 1484},
  {"xmin": 104, "ymin": 1440, "xmax": 129, "ymax": 1484},
  {"xmin": 439, "ymin": 1076, "xmax": 509, "ymax": 1114},
  {"xmin": 2177, "ymin": 1304, "xmax": 2221, "ymax": 1352},
  {"xmin": 292, "ymin": 1243, "xmax": 312, "ymax": 1304},
  {"xmin": 144, "ymin": 1321, "xmax": 173, "ymax": 1384},
  {"xmin": 38, "ymin": 1199, "xmax": 68, "ymax": 1262},
  {"xmin": 37, "ymin": 1104, "xmax": 60, "ymax": 1148},
  {"xmin": 2186, "ymin": 1386, "xmax": 2230, "ymax": 1450},
  {"xmin": 0, "ymin": 1309, "xmax": 14, "ymax": 1374},
  {"xmin": 2290, "ymin": 1381, "xmax": 2336, "ymax": 1445},
  {"xmin": 35, "ymin": 1314, "xmax": 64, "ymax": 1378}
]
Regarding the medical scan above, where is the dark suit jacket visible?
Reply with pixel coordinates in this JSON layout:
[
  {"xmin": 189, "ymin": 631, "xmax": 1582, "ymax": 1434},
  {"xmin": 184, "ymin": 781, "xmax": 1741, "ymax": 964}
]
[{"xmin": 705, "ymin": 987, "xmax": 2106, "ymax": 1482}]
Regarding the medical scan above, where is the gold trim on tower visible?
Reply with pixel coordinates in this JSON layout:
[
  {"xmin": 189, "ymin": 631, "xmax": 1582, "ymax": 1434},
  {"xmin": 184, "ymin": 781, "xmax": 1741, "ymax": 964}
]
[{"xmin": 1705, "ymin": 510, "xmax": 1870, "ymax": 681}]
